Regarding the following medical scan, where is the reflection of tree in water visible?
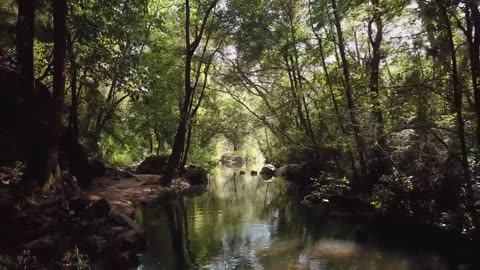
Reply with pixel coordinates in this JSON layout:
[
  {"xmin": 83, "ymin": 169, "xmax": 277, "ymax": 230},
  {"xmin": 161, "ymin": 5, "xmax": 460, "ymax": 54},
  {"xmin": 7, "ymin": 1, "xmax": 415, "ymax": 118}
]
[
  {"xmin": 142, "ymin": 164, "xmax": 458, "ymax": 270},
  {"xmin": 164, "ymin": 201, "xmax": 188, "ymax": 270}
]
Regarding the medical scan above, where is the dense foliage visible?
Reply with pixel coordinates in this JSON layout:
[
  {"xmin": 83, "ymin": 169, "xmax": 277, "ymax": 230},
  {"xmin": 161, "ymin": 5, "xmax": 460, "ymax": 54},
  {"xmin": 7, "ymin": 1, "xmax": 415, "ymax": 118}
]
[{"xmin": 2, "ymin": 0, "xmax": 480, "ymax": 234}]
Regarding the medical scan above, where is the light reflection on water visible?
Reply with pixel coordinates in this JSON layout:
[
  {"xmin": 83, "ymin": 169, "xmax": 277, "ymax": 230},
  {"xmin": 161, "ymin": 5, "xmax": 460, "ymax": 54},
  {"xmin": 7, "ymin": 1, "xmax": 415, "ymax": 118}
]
[{"xmin": 139, "ymin": 165, "xmax": 452, "ymax": 270}]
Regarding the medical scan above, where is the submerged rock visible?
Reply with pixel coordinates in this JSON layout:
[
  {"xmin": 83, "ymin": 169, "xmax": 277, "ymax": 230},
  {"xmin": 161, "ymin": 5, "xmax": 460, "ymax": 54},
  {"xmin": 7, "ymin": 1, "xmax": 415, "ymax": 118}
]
[
  {"xmin": 136, "ymin": 155, "xmax": 168, "ymax": 175},
  {"xmin": 250, "ymin": 170, "xmax": 258, "ymax": 176}
]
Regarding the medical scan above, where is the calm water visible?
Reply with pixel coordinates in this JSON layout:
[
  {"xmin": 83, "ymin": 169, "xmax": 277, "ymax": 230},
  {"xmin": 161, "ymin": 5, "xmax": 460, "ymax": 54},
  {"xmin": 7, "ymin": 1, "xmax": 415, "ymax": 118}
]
[{"xmin": 138, "ymin": 165, "xmax": 462, "ymax": 270}]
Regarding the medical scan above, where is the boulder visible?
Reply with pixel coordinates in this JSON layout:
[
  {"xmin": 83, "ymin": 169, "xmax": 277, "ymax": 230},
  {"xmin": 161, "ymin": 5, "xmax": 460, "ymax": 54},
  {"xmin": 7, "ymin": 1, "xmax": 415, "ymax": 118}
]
[
  {"xmin": 260, "ymin": 164, "xmax": 276, "ymax": 176},
  {"xmin": 118, "ymin": 230, "xmax": 145, "ymax": 250},
  {"xmin": 136, "ymin": 155, "xmax": 168, "ymax": 175},
  {"xmin": 84, "ymin": 235, "xmax": 108, "ymax": 254},
  {"xmin": 21, "ymin": 234, "xmax": 57, "ymax": 251},
  {"xmin": 0, "ymin": 167, "xmax": 14, "ymax": 186},
  {"xmin": 220, "ymin": 153, "xmax": 245, "ymax": 168},
  {"xmin": 110, "ymin": 211, "xmax": 142, "ymax": 233},
  {"xmin": 106, "ymin": 168, "xmax": 135, "ymax": 178},
  {"xmin": 0, "ymin": 198, "xmax": 19, "ymax": 218},
  {"xmin": 107, "ymin": 251, "xmax": 139, "ymax": 270},
  {"xmin": 182, "ymin": 165, "xmax": 208, "ymax": 185},
  {"xmin": 90, "ymin": 159, "xmax": 106, "ymax": 178},
  {"xmin": 88, "ymin": 198, "xmax": 111, "ymax": 218},
  {"xmin": 275, "ymin": 164, "xmax": 301, "ymax": 181},
  {"xmin": 60, "ymin": 130, "xmax": 93, "ymax": 188},
  {"xmin": 68, "ymin": 195, "xmax": 94, "ymax": 213}
]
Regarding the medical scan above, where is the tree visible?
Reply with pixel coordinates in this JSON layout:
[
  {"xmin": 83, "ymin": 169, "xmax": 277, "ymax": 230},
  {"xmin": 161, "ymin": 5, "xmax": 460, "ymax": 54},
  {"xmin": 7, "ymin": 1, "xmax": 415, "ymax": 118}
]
[
  {"xmin": 330, "ymin": 0, "xmax": 368, "ymax": 182},
  {"xmin": 164, "ymin": 0, "xmax": 218, "ymax": 183},
  {"xmin": 16, "ymin": 0, "xmax": 36, "ymax": 183}
]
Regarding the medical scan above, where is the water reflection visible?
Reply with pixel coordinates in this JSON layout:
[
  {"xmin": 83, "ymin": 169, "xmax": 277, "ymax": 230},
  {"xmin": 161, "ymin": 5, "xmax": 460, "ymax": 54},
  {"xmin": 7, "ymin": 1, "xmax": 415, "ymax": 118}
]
[{"xmin": 140, "ymin": 165, "xmax": 456, "ymax": 270}]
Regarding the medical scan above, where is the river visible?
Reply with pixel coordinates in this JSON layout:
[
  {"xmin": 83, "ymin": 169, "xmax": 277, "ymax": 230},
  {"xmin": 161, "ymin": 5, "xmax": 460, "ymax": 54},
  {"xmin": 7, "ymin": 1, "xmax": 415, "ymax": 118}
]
[{"xmin": 138, "ymin": 163, "xmax": 470, "ymax": 270}]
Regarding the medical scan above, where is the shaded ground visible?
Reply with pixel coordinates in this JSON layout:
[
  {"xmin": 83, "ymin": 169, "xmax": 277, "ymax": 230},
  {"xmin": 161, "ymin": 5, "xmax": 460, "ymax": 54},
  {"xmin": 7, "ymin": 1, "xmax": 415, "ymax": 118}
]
[
  {"xmin": 87, "ymin": 173, "xmax": 163, "ymax": 217},
  {"xmin": 0, "ymin": 167, "xmax": 196, "ymax": 269}
]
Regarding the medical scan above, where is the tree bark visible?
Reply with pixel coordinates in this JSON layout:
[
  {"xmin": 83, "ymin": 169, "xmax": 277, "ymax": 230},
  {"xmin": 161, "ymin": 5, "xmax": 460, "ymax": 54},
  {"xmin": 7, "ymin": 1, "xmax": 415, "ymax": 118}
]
[{"xmin": 331, "ymin": 0, "xmax": 368, "ymax": 180}]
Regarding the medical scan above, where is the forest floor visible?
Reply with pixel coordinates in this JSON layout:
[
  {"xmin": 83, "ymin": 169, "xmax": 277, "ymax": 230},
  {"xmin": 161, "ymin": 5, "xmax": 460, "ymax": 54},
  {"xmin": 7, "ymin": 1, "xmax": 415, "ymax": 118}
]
[{"xmin": 0, "ymin": 168, "xmax": 196, "ymax": 269}]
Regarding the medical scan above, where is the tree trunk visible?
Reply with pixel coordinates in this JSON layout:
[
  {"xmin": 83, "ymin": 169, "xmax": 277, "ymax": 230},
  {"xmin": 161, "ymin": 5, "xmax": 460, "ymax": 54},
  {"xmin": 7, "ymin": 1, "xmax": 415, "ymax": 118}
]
[
  {"xmin": 181, "ymin": 124, "xmax": 193, "ymax": 168},
  {"xmin": 40, "ymin": 0, "xmax": 67, "ymax": 189},
  {"xmin": 331, "ymin": 0, "xmax": 368, "ymax": 181},
  {"xmin": 17, "ymin": 0, "xmax": 38, "ymax": 183},
  {"xmin": 438, "ymin": 0, "xmax": 479, "ymax": 228},
  {"xmin": 319, "ymin": 34, "xmax": 358, "ymax": 177},
  {"xmin": 164, "ymin": 0, "xmax": 194, "ymax": 182},
  {"xmin": 149, "ymin": 131, "xmax": 154, "ymax": 153},
  {"xmin": 368, "ymin": 0, "xmax": 390, "ymax": 183},
  {"xmin": 67, "ymin": 33, "xmax": 79, "ymax": 141},
  {"xmin": 465, "ymin": 2, "xmax": 480, "ymax": 147},
  {"xmin": 307, "ymin": 0, "xmax": 358, "ymax": 176},
  {"xmin": 164, "ymin": 0, "xmax": 217, "ymax": 183}
]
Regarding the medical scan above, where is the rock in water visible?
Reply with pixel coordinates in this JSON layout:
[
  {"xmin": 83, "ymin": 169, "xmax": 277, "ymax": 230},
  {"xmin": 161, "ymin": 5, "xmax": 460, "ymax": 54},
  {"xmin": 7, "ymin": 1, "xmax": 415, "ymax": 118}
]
[
  {"xmin": 275, "ymin": 164, "xmax": 301, "ymax": 181},
  {"xmin": 136, "ymin": 155, "xmax": 168, "ymax": 175},
  {"xmin": 220, "ymin": 153, "xmax": 245, "ymax": 167},
  {"xmin": 182, "ymin": 165, "xmax": 208, "ymax": 185},
  {"xmin": 260, "ymin": 164, "xmax": 276, "ymax": 176}
]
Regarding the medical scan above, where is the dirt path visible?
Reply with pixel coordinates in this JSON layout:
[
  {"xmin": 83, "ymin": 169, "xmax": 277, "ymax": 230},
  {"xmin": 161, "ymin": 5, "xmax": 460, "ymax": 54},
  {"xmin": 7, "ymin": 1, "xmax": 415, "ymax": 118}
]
[{"xmin": 86, "ymin": 173, "xmax": 162, "ymax": 217}]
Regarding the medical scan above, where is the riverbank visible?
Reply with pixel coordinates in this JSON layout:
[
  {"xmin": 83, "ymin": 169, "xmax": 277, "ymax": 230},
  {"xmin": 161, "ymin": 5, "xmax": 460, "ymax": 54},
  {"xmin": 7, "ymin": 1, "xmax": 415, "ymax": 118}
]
[{"xmin": 0, "ymin": 167, "xmax": 200, "ymax": 269}]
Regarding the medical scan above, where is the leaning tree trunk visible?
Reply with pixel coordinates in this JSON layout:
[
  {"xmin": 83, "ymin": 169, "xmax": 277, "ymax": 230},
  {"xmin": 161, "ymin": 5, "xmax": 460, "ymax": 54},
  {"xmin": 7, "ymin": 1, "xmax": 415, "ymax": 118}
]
[{"xmin": 331, "ymin": 0, "xmax": 368, "ymax": 182}]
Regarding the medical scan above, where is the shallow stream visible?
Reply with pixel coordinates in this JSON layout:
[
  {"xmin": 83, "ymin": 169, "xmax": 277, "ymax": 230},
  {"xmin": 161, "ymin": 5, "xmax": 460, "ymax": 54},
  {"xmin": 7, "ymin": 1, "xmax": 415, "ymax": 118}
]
[{"xmin": 138, "ymin": 164, "xmax": 468, "ymax": 270}]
